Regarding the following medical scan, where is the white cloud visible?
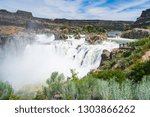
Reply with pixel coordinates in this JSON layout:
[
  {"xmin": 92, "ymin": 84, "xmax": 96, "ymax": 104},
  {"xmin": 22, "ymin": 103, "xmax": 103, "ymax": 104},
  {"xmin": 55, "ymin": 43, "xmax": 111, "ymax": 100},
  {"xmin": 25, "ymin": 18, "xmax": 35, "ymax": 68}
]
[
  {"xmin": 0, "ymin": 0, "xmax": 150, "ymax": 20},
  {"xmin": 82, "ymin": 0, "xmax": 150, "ymax": 21},
  {"xmin": 116, "ymin": 0, "xmax": 150, "ymax": 12},
  {"xmin": 87, "ymin": 7, "xmax": 108, "ymax": 16},
  {"xmin": 43, "ymin": 0, "xmax": 84, "ymax": 19}
]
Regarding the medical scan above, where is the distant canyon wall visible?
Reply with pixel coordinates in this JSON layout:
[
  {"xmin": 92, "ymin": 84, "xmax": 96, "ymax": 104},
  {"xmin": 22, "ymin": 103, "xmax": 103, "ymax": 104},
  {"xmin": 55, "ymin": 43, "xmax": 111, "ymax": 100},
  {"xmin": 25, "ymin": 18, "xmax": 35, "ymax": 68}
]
[{"xmin": 0, "ymin": 9, "xmax": 133, "ymax": 31}]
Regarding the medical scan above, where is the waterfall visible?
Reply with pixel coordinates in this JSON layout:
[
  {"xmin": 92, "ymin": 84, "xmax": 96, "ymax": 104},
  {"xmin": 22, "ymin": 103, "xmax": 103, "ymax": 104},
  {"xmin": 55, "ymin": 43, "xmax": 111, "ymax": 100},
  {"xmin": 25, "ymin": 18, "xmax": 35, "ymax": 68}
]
[{"xmin": 0, "ymin": 33, "xmax": 119, "ymax": 88}]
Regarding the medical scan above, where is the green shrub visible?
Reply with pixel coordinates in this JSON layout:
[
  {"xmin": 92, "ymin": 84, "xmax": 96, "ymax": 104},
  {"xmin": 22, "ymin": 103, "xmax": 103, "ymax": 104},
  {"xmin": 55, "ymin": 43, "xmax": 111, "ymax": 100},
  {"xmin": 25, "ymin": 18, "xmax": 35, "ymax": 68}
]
[
  {"xmin": 122, "ymin": 50, "xmax": 132, "ymax": 57},
  {"xmin": 35, "ymin": 72, "xmax": 150, "ymax": 100},
  {"xmin": 91, "ymin": 70, "xmax": 126, "ymax": 83},
  {"xmin": 82, "ymin": 25, "xmax": 106, "ymax": 33},
  {"xmin": 34, "ymin": 90, "xmax": 46, "ymax": 100},
  {"xmin": 0, "ymin": 81, "xmax": 13, "ymax": 100},
  {"xmin": 96, "ymin": 80, "xmax": 110, "ymax": 99},
  {"xmin": 62, "ymin": 81, "xmax": 77, "ymax": 100},
  {"xmin": 127, "ymin": 61, "xmax": 150, "ymax": 82},
  {"xmin": 134, "ymin": 76, "xmax": 150, "ymax": 100},
  {"xmin": 9, "ymin": 94, "xmax": 20, "ymax": 100},
  {"xmin": 78, "ymin": 75, "xmax": 98, "ymax": 99},
  {"xmin": 129, "ymin": 38, "xmax": 150, "ymax": 47},
  {"xmin": 35, "ymin": 72, "xmax": 65, "ymax": 100},
  {"xmin": 63, "ymin": 74, "xmax": 98, "ymax": 100}
]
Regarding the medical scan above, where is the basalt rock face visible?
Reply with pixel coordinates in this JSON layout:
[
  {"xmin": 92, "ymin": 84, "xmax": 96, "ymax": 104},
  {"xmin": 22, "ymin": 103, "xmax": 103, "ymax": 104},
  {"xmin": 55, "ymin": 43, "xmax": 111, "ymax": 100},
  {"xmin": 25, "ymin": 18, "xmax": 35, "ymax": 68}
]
[
  {"xmin": 100, "ymin": 48, "xmax": 125, "ymax": 68},
  {"xmin": 0, "ymin": 9, "xmax": 33, "ymax": 18},
  {"xmin": 0, "ymin": 9, "xmax": 134, "ymax": 31},
  {"xmin": 133, "ymin": 9, "xmax": 150, "ymax": 28},
  {"xmin": 121, "ymin": 9, "xmax": 150, "ymax": 39},
  {"xmin": 0, "ymin": 9, "xmax": 50, "ymax": 29},
  {"xmin": 121, "ymin": 28, "xmax": 150, "ymax": 39},
  {"xmin": 100, "ymin": 49, "xmax": 111, "ymax": 66},
  {"xmin": 0, "ymin": 10, "xmax": 33, "ymax": 27},
  {"xmin": 54, "ymin": 19, "xmax": 133, "ymax": 31}
]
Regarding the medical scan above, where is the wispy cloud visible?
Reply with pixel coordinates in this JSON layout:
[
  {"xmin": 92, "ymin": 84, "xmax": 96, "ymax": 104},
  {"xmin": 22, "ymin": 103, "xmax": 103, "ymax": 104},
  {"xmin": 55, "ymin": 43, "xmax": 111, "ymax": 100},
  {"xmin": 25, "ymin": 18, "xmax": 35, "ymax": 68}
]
[{"xmin": 0, "ymin": 0, "xmax": 150, "ymax": 21}]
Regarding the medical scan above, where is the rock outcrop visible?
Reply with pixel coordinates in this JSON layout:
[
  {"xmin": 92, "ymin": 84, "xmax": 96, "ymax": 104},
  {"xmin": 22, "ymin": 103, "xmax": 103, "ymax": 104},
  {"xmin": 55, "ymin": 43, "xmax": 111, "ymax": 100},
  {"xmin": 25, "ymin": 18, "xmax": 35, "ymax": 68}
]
[
  {"xmin": 133, "ymin": 8, "xmax": 150, "ymax": 28},
  {"xmin": 0, "ymin": 9, "xmax": 52, "ymax": 29},
  {"xmin": 86, "ymin": 33, "xmax": 107, "ymax": 44},
  {"xmin": 58, "ymin": 33, "xmax": 68, "ymax": 40},
  {"xmin": 100, "ymin": 49, "xmax": 111, "ymax": 66},
  {"xmin": 100, "ymin": 48, "xmax": 126, "ymax": 67},
  {"xmin": 74, "ymin": 34, "xmax": 81, "ymax": 39},
  {"xmin": 121, "ymin": 28, "xmax": 150, "ymax": 39},
  {"xmin": 101, "ymin": 50, "xmax": 111, "ymax": 60},
  {"xmin": 142, "ymin": 50, "xmax": 150, "ymax": 62}
]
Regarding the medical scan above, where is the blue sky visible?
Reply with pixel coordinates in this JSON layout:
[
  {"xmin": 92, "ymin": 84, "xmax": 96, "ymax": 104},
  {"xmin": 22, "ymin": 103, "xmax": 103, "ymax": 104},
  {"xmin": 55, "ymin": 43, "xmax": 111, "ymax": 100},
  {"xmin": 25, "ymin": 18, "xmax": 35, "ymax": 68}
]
[{"xmin": 0, "ymin": 0, "xmax": 150, "ymax": 21}]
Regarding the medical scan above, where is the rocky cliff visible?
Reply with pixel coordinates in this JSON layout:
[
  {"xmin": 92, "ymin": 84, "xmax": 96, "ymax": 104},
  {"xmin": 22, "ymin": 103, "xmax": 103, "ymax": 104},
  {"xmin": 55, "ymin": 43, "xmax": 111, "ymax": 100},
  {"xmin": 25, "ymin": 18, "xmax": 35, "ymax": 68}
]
[
  {"xmin": 0, "ymin": 10, "xmax": 33, "ymax": 27},
  {"xmin": 0, "ymin": 9, "xmax": 133, "ymax": 31},
  {"xmin": 121, "ymin": 9, "xmax": 150, "ymax": 39},
  {"xmin": 0, "ymin": 9, "xmax": 54, "ymax": 29},
  {"xmin": 54, "ymin": 19, "xmax": 133, "ymax": 31},
  {"xmin": 133, "ymin": 8, "xmax": 150, "ymax": 28}
]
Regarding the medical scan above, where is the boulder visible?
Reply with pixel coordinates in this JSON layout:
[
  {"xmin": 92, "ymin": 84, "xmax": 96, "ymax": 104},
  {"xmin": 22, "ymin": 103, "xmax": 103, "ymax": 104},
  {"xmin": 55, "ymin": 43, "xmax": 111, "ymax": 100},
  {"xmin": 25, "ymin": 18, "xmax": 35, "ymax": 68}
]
[
  {"xmin": 142, "ymin": 50, "xmax": 150, "ymax": 62},
  {"xmin": 74, "ymin": 34, "xmax": 81, "ymax": 39},
  {"xmin": 100, "ymin": 49, "xmax": 111, "ymax": 66},
  {"xmin": 59, "ymin": 33, "xmax": 68, "ymax": 40},
  {"xmin": 86, "ymin": 33, "xmax": 107, "ymax": 44},
  {"xmin": 110, "ymin": 48, "xmax": 124, "ymax": 59},
  {"xmin": 101, "ymin": 49, "xmax": 111, "ymax": 60}
]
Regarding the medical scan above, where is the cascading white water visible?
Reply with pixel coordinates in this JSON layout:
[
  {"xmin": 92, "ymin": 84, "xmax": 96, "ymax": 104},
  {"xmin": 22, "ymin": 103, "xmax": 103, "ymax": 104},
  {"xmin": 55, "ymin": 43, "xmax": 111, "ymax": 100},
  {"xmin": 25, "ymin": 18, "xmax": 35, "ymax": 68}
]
[{"xmin": 0, "ymin": 34, "xmax": 119, "ymax": 88}]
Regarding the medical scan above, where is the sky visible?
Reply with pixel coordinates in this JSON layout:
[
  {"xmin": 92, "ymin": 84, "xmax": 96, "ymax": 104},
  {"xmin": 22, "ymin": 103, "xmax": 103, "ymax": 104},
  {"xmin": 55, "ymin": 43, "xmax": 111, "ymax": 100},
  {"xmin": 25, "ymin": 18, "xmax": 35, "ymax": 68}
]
[{"xmin": 0, "ymin": 0, "xmax": 150, "ymax": 21}]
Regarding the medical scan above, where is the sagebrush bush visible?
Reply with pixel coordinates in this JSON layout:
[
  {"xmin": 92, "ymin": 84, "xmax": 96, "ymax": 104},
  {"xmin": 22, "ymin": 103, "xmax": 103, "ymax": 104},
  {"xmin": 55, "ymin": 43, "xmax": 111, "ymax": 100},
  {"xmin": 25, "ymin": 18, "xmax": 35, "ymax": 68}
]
[
  {"xmin": 134, "ymin": 76, "xmax": 150, "ymax": 100},
  {"xmin": 35, "ymin": 71, "xmax": 150, "ymax": 100},
  {"xmin": 0, "ymin": 81, "xmax": 13, "ymax": 100},
  {"xmin": 127, "ymin": 61, "xmax": 150, "ymax": 82},
  {"xmin": 45, "ymin": 72, "xmax": 65, "ymax": 99}
]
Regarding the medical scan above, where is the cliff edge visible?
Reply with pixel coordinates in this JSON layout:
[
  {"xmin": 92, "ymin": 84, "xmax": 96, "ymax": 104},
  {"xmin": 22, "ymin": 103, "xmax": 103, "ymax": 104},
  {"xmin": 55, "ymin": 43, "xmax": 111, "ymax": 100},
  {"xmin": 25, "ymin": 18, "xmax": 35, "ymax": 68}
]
[{"xmin": 133, "ymin": 9, "xmax": 150, "ymax": 28}]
